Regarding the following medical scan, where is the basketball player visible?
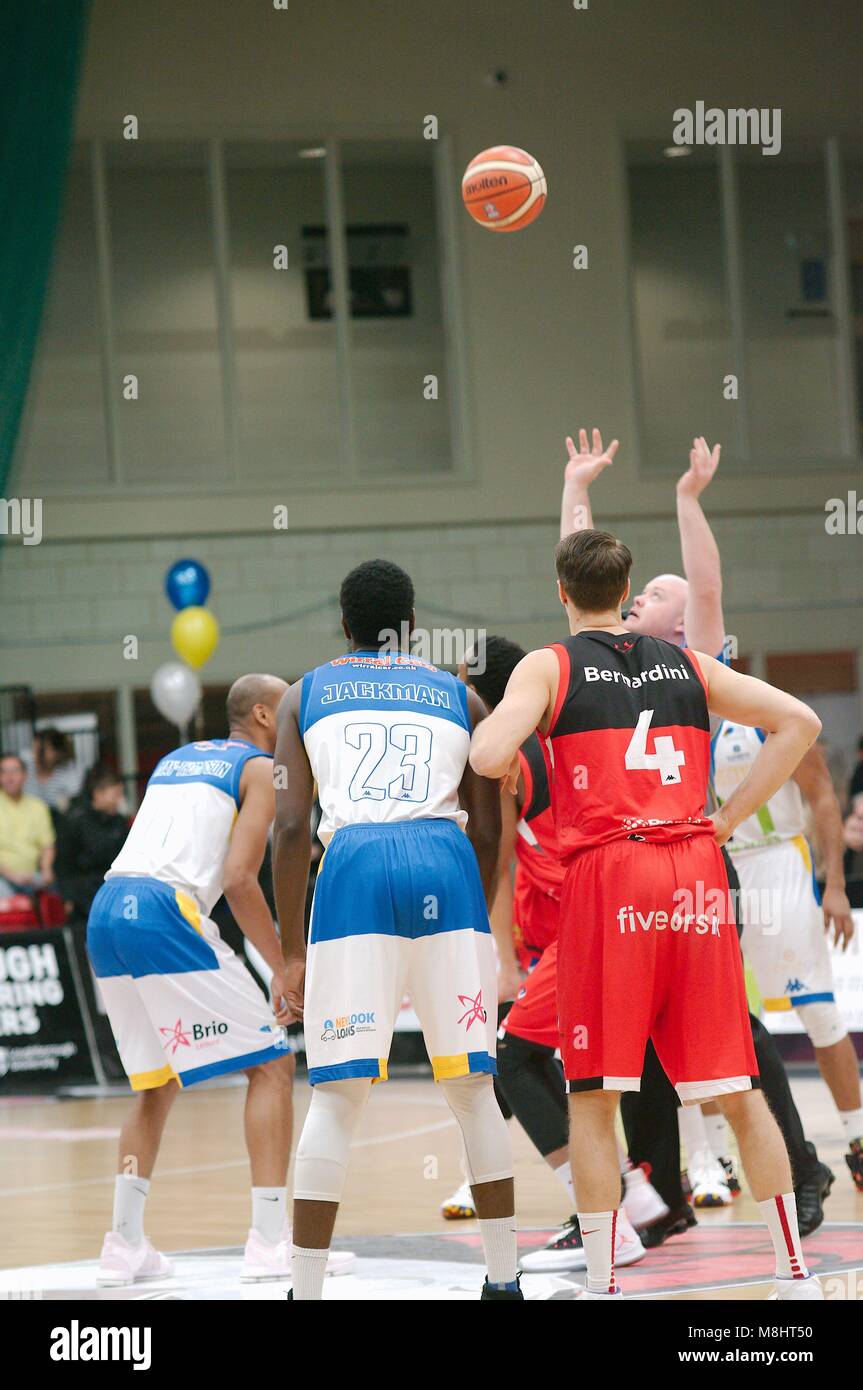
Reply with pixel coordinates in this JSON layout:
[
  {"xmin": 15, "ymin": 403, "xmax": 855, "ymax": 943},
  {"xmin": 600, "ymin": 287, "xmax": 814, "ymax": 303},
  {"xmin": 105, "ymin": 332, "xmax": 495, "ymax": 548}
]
[
  {"xmin": 87, "ymin": 676, "xmax": 353, "ymax": 1285},
  {"xmin": 271, "ymin": 560, "xmax": 519, "ymax": 1302},
  {"xmin": 561, "ymin": 428, "xmax": 835, "ymax": 1230},
  {"xmin": 460, "ymin": 635, "xmax": 662, "ymax": 1272},
  {"xmin": 470, "ymin": 529, "xmax": 825, "ymax": 1300},
  {"xmin": 713, "ymin": 722, "xmax": 863, "ymax": 1189}
]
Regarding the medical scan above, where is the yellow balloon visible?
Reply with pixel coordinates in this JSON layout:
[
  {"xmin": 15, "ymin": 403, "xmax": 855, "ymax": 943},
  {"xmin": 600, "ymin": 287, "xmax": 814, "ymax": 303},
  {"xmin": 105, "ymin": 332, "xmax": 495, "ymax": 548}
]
[{"xmin": 170, "ymin": 606, "xmax": 219, "ymax": 669}]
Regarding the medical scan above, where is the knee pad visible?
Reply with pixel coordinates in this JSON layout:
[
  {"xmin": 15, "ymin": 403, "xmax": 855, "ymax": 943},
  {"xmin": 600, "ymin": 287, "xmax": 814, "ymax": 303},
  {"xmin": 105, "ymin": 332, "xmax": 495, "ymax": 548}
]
[
  {"xmin": 497, "ymin": 1033, "xmax": 568, "ymax": 1158},
  {"xmin": 795, "ymin": 1000, "xmax": 847, "ymax": 1049},
  {"xmin": 293, "ymin": 1078, "xmax": 370, "ymax": 1203},
  {"xmin": 439, "ymin": 1074, "xmax": 513, "ymax": 1186}
]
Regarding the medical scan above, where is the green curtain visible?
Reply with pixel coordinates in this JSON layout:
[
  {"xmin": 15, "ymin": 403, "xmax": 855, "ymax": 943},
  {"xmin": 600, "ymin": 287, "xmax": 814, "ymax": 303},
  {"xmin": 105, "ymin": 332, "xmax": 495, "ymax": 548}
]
[{"xmin": 0, "ymin": 0, "xmax": 90, "ymax": 499}]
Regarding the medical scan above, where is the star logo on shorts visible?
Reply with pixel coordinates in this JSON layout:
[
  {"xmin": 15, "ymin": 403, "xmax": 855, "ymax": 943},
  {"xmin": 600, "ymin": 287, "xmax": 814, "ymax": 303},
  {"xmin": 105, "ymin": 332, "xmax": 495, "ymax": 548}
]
[
  {"xmin": 160, "ymin": 1018, "xmax": 192, "ymax": 1054},
  {"xmin": 457, "ymin": 989, "xmax": 487, "ymax": 1031}
]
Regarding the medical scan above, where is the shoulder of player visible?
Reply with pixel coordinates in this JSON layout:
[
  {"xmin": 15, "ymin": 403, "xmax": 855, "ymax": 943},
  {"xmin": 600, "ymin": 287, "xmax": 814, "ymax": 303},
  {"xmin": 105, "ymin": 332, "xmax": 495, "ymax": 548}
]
[{"xmin": 238, "ymin": 750, "xmax": 275, "ymax": 804}]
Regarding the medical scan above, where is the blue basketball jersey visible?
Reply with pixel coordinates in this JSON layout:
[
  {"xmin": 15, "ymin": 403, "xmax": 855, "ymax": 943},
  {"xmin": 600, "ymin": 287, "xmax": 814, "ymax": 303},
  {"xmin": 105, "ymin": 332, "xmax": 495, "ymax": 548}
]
[{"xmin": 300, "ymin": 650, "xmax": 471, "ymax": 844}]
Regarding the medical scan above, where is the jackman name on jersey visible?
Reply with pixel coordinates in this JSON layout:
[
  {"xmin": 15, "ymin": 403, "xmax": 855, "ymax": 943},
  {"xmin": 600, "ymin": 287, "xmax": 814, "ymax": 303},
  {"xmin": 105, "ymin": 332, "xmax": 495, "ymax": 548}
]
[{"xmin": 320, "ymin": 680, "xmax": 452, "ymax": 707}]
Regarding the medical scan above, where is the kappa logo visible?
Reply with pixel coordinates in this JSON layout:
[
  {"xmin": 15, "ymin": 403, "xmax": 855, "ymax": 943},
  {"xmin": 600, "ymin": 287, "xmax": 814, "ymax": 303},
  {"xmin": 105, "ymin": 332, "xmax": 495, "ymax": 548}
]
[
  {"xmin": 457, "ymin": 989, "xmax": 487, "ymax": 1031},
  {"xmin": 785, "ymin": 977, "xmax": 808, "ymax": 995}
]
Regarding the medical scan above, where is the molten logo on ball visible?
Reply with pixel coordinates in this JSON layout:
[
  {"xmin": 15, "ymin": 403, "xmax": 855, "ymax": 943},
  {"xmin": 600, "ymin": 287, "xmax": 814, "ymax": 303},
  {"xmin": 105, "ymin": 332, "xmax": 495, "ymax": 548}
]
[{"xmin": 461, "ymin": 145, "xmax": 546, "ymax": 232}]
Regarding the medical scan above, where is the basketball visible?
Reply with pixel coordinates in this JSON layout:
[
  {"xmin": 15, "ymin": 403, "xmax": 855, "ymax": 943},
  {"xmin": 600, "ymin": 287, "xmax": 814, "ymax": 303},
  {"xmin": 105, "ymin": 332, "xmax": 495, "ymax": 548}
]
[{"xmin": 461, "ymin": 145, "xmax": 546, "ymax": 232}]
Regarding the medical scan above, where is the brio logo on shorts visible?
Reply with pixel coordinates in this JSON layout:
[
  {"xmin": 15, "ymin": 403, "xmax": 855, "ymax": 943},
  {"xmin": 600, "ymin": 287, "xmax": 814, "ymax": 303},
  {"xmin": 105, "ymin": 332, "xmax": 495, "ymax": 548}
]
[
  {"xmin": 321, "ymin": 1011, "xmax": 375, "ymax": 1041},
  {"xmin": 191, "ymin": 1021, "xmax": 228, "ymax": 1041},
  {"xmin": 616, "ymin": 906, "xmax": 721, "ymax": 936}
]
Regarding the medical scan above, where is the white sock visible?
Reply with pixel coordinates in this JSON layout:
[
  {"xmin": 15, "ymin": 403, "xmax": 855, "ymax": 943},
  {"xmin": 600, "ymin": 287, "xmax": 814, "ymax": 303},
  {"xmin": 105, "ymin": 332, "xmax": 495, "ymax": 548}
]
[
  {"xmin": 478, "ymin": 1215, "xmax": 518, "ymax": 1287},
  {"xmin": 704, "ymin": 1112, "xmax": 729, "ymax": 1160},
  {"xmin": 552, "ymin": 1161, "xmax": 575, "ymax": 1205},
  {"xmin": 677, "ymin": 1104, "xmax": 709, "ymax": 1165},
  {"xmin": 291, "ymin": 1245, "xmax": 328, "ymax": 1300},
  {"xmin": 758, "ymin": 1193, "xmax": 809, "ymax": 1280},
  {"xmin": 577, "ymin": 1209, "xmax": 619, "ymax": 1295},
  {"xmin": 252, "ymin": 1186, "xmax": 286, "ymax": 1244},
  {"xmin": 112, "ymin": 1174, "xmax": 150, "ymax": 1245},
  {"xmin": 839, "ymin": 1108, "xmax": 863, "ymax": 1144}
]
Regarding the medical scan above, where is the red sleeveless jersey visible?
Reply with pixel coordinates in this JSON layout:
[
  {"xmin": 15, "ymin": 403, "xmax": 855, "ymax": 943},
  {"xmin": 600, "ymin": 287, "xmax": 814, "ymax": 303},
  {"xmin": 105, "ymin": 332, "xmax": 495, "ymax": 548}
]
[
  {"xmin": 546, "ymin": 630, "xmax": 713, "ymax": 859},
  {"xmin": 515, "ymin": 732, "xmax": 567, "ymax": 896}
]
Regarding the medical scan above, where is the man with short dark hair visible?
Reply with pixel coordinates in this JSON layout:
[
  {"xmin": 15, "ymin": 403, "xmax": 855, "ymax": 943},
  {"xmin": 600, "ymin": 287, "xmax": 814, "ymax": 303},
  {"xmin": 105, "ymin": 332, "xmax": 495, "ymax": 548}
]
[
  {"xmin": 272, "ymin": 559, "xmax": 519, "ymax": 1301},
  {"xmin": 56, "ymin": 763, "xmax": 128, "ymax": 921},
  {"xmin": 470, "ymin": 528, "xmax": 825, "ymax": 1300}
]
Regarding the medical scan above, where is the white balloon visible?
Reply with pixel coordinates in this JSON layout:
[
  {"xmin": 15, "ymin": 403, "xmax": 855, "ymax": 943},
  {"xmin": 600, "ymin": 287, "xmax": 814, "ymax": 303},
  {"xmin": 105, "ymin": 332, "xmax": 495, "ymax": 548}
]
[{"xmin": 150, "ymin": 661, "xmax": 201, "ymax": 727}]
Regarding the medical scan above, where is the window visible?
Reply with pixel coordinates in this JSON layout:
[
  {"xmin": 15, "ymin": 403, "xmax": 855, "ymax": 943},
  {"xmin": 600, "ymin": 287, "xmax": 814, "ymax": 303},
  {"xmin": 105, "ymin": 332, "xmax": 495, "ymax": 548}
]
[
  {"xmin": 626, "ymin": 139, "xmax": 862, "ymax": 472},
  {"xmin": 16, "ymin": 137, "xmax": 461, "ymax": 492}
]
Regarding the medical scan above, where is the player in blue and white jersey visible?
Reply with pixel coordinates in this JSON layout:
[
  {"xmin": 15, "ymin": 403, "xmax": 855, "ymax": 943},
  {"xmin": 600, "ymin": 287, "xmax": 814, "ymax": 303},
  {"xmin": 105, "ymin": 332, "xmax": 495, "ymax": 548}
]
[
  {"xmin": 87, "ymin": 674, "xmax": 354, "ymax": 1286},
  {"xmin": 272, "ymin": 559, "xmax": 521, "ymax": 1301}
]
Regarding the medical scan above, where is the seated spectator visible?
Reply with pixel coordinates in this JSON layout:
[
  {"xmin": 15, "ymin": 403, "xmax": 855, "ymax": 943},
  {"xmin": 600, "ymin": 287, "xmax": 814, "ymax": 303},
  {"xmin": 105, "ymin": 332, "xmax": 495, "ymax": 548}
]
[
  {"xmin": 55, "ymin": 764, "xmax": 129, "ymax": 923},
  {"xmin": 0, "ymin": 753, "xmax": 56, "ymax": 897},
  {"xmin": 21, "ymin": 727, "xmax": 84, "ymax": 814}
]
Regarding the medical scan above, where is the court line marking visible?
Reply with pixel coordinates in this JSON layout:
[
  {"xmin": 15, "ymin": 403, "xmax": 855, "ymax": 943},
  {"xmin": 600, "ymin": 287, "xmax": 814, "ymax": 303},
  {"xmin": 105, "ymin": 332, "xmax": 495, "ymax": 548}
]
[{"xmin": 0, "ymin": 1117, "xmax": 457, "ymax": 1198}]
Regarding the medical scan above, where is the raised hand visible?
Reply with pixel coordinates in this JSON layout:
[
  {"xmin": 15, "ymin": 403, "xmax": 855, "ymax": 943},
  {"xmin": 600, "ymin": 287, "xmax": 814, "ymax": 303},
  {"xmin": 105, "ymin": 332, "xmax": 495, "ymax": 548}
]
[
  {"xmin": 564, "ymin": 428, "xmax": 620, "ymax": 489},
  {"xmin": 678, "ymin": 436, "xmax": 721, "ymax": 498}
]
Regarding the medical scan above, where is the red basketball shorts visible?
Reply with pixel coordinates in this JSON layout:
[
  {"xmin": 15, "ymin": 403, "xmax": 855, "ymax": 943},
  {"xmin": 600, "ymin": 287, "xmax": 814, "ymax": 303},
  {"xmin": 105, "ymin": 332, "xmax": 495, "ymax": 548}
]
[
  {"xmin": 557, "ymin": 835, "xmax": 758, "ymax": 1103},
  {"xmin": 513, "ymin": 868, "xmax": 560, "ymax": 972},
  {"xmin": 502, "ymin": 937, "xmax": 560, "ymax": 1051}
]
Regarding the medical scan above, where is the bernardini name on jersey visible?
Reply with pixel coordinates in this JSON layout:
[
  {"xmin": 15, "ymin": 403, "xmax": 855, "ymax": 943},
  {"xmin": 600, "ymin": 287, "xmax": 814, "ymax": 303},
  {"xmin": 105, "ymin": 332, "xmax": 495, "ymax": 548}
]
[
  {"xmin": 154, "ymin": 758, "xmax": 233, "ymax": 779},
  {"xmin": 584, "ymin": 662, "xmax": 691, "ymax": 690},
  {"xmin": 320, "ymin": 681, "xmax": 452, "ymax": 707}
]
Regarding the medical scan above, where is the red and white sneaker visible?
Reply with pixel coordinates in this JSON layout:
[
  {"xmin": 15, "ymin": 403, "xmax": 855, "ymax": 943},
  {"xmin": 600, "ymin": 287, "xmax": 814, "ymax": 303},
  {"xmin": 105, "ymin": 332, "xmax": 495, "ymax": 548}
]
[
  {"xmin": 241, "ymin": 1227, "xmax": 356, "ymax": 1282},
  {"xmin": 571, "ymin": 1285, "xmax": 624, "ymax": 1300},
  {"xmin": 520, "ymin": 1209, "xmax": 645, "ymax": 1274},
  {"xmin": 97, "ymin": 1231, "xmax": 173, "ymax": 1287}
]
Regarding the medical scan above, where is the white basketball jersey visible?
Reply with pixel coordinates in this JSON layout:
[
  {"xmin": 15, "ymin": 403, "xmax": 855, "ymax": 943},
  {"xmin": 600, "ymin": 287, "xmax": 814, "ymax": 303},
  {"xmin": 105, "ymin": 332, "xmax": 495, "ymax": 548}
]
[
  {"xmin": 107, "ymin": 739, "xmax": 271, "ymax": 912},
  {"xmin": 711, "ymin": 720, "xmax": 806, "ymax": 851},
  {"xmin": 300, "ymin": 651, "xmax": 471, "ymax": 845}
]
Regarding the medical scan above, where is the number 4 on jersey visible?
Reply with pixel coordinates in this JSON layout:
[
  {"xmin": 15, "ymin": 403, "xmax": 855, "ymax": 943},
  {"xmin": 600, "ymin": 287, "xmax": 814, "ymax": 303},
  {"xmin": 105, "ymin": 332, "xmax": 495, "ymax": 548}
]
[{"xmin": 624, "ymin": 709, "xmax": 685, "ymax": 785}]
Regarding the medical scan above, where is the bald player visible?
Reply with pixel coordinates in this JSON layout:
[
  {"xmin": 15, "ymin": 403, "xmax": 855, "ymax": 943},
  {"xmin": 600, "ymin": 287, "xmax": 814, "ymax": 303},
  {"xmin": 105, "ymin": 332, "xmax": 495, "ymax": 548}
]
[{"xmin": 87, "ymin": 675, "xmax": 352, "ymax": 1286}]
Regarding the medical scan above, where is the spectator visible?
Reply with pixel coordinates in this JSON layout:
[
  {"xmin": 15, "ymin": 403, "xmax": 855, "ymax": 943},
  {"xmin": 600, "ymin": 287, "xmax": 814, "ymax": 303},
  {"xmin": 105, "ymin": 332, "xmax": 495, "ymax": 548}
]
[
  {"xmin": 21, "ymin": 727, "xmax": 84, "ymax": 814},
  {"xmin": 55, "ymin": 763, "xmax": 128, "ymax": 923},
  {"xmin": 849, "ymin": 736, "xmax": 863, "ymax": 804},
  {"xmin": 843, "ymin": 793, "xmax": 863, "ymax": 908},
  {"xmin": 0, "ymin": 753, "xmax": 56, "ymax": 897}
]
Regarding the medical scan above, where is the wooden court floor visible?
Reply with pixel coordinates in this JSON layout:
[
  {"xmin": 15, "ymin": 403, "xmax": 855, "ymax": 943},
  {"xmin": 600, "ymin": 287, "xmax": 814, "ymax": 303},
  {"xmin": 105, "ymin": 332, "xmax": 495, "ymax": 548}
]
[{"xmin": 2, "ymin": 1072, "xmax": 861, "ymax": 1299}]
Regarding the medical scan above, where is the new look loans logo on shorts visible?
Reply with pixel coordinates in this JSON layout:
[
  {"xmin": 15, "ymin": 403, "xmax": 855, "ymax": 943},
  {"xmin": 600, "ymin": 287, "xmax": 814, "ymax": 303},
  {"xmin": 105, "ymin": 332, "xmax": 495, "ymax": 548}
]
[{"xmin": 321, "ymin": 1010, "xmax": 376, "ymax": 1041}]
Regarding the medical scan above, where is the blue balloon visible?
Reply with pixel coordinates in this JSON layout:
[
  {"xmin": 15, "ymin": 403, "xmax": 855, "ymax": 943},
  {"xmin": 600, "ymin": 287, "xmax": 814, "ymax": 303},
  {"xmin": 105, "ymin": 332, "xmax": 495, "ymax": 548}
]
[{"xmin": 165, "ymin": 559, "xmax": 211, "ymax": 611}]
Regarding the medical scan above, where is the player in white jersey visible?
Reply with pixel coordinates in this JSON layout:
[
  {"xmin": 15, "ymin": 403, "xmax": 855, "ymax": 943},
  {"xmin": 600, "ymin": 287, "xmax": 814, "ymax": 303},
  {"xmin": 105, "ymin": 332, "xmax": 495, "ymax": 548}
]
[
  {"xmin": 87, "ymin": 674, "xmax": 355, "ymax": 1285},
  {"xmin": 713, "ymin": 720, "xmax": 863, "ymax": 1189},
  {"xmin": 271, "ymin": 559, "xmax": 521, "ymax": 1301}
]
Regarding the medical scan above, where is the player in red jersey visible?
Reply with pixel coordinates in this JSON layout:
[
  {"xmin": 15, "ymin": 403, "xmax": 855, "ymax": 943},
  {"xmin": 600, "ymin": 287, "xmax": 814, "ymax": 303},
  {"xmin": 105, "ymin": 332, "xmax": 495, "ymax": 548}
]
[{"xmin": 470, "ymin": 529, "xmax": 825, "ymax": 1301}]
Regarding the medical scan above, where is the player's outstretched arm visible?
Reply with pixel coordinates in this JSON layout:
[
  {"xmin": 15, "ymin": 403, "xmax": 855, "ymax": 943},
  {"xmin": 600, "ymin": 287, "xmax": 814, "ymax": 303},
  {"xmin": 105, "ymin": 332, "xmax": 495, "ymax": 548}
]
[
  {"xmin": 469, "ymin": 649, "xmax": 558, "ymax": 785},
  {"xmin": 223, "ymin": 756, "xmax": 283, "ymax": 976},
  {"xmin": 793, "ymin": 746, "xmax": 855, "ymax": 951},
  {"xmin": 272, "ymin": 680, "xmax": 313, "ymax": 1021},
  {"xmin": 460, "ymin": 686, "xmax": 503, "ymax": 905},
  {"xmin": 695, "ymin": 652, "xmax": 822, "ymax": 844},
  {"xmin": 676, "ymin": 437, "xmax": 725, "ymax": 657},
  {"xmin": 559, "ymin": 428, "xmax": 619, "ymax": 539}
]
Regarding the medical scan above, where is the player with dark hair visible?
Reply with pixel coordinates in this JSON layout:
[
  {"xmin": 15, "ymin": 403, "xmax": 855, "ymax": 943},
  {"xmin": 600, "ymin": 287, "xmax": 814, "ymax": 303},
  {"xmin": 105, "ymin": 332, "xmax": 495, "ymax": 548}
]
[
  {"xmin": 272, "ymin": 560, "xmax": 520, "ymax": 1301},
  {"xmin": 470, "ymin": 529, "xmax": 825, "ymax": 1300}
]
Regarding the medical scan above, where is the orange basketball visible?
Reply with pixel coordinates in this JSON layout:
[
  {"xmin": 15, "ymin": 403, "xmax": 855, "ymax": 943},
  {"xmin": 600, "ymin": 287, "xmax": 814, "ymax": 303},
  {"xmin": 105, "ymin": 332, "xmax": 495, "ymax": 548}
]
[{"xmin": 461, "ymin": 145, "xmax": 546, "ymax": 232}]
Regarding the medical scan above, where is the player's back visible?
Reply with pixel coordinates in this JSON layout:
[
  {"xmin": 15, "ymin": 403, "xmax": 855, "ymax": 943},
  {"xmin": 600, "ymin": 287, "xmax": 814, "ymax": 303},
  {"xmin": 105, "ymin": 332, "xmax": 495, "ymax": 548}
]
[
  {"xmin": 300, "ymin": 650, "xmax": 471, "ymax": 843},
  {"xmin": 546, "ymin": 630, "xmax": 712, "ymax": 856},
  {"xmin": 107, "ymin": 738, "xmax": 271, "ymax": 911}
]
